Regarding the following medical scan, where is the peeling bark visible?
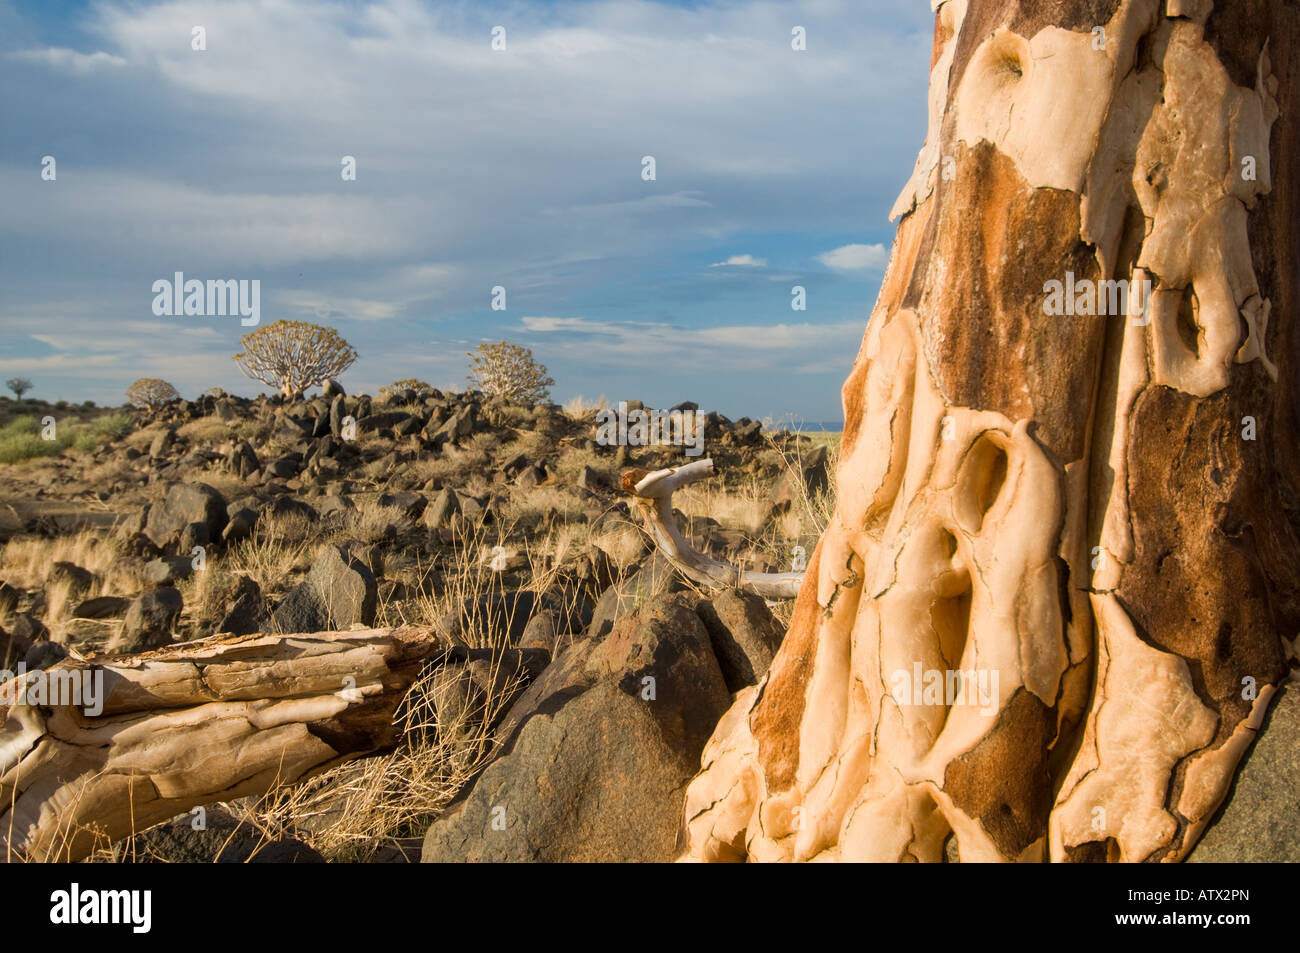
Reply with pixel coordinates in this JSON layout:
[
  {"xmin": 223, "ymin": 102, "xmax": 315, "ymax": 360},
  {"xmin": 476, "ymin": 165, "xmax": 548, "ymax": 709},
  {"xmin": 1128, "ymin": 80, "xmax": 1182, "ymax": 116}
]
[{"xmin": 682, "ymin": 0, "xmax": 1300, "ymax": 863}]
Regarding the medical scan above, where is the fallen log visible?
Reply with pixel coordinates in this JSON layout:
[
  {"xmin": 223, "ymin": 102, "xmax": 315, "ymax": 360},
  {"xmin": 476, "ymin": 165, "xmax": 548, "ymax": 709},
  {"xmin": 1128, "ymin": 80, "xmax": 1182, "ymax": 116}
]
[
  {"xmin": 0, "ymin": 626, "xmax": 444, "ymax": 862},
  {"xmin": 622, "ymin": 459, "xmax": 805, "ymax": 599}
]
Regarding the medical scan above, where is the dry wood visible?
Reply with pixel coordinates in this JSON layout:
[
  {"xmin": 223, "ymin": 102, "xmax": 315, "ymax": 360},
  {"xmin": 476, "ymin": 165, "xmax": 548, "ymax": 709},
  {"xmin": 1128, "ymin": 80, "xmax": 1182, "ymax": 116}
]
[
  {"xmin": 0, "ymin": 626, "xmax": 444, "ymax": 861},
  {"xmin": 623, "ymin": 459, "xmax": 805, "ymax": 599}
]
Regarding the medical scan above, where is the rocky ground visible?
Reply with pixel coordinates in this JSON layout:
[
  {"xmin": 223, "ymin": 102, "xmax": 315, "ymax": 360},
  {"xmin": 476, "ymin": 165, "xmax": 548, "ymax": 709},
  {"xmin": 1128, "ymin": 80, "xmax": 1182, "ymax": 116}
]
[{"xmin": 0, "ymin": 386, "xmax": 835, "ymax": 861}]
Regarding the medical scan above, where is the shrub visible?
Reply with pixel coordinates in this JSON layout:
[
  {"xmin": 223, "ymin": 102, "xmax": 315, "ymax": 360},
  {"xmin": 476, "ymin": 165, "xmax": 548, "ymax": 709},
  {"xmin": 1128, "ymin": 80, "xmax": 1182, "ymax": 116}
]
[
  {"xmin": 234, "ymin": 321, "xmax": 357, "ymax": 397},
  {"xmin": 379, "ymin": 378, "xmax": 436, "ymax": 399},
  {"xmin": 0, "ymin": 416, "xmax": 72, "ymax": 463},
  {"xmin": 91, "ymin": 412, "xmax": 133, "ymax": 440},
  {"xmin": 467, "ymin": 341, "xmax": 554, "ymax": 405}
]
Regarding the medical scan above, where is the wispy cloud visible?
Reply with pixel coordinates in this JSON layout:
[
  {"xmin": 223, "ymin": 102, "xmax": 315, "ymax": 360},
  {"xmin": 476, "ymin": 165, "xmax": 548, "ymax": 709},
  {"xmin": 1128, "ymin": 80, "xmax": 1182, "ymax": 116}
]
[
  {"xmin": 817, "ymin": 243, "xmax": 888, "ymax": 271},
  {"xmin": 710, "ymin": 254, "xmax": 767, "ymax": 268},
  {"xmin": 8, "ymin": 47, "xmax": 126, "ymax": 73}
]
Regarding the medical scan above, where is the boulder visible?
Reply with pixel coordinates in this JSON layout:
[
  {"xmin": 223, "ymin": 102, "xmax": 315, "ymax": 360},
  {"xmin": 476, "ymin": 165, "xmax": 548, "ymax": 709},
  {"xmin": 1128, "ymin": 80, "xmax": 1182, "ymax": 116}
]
[
  {"xmin": 111, "ymin": 588, "xmax": 183, "ymax": 654},
  {"xmin": 228, "ymin": 440, "xmax": 260, "ymax": 478},
  {"xmin": 0, "ymin": 626, "xmax": 32, "ymax": 668},
  {"xmin": 587, "ymin": 549, "xmax": 686, "ymax": 639},
  {"xmin": 207, "ymin": 574, "xmax": 268, "ymax": 636},
  {"xmin": 144, "ymin": 483, "xmax": 228, "ymax": 549},
  {"xmin": 144, "ymin": 555, "xmax": 195, "ymax": 587},
  {"xmin": 270, "ymin": 545, "xmax": 377, "ymax": 634},
  {"xmin": 262, "ymin": 495, "xmax": 319, "ymax": 523},
  {"xmin": 47, "ymin": 562, "xmax": 95, "ymax": 599},
  {"xmin": 769, "ymin": 443, "xmax": 830, "ymax": 515},
  {"xmin": 71, "ymin": 595, "xmax": 131, "ymax": 619},
  {"xmin": 420, "ymin": 598, "xmax": 731, "ymax": 862},
  {"xmin": 694, "ymin": 588, "xmax": 786, "ymax": 691},
  {"xmin": 377, "ymin": 491, "xmax": 427, "ymax": 521},
  {"xmin": 422, "ymin": 487, "xmax": 461, "ymax": 530},
  {"xmin": 222, "ymin": 507, "xmax": 258, "ymax": 543},
  {"xmin": 1189, "ymin": 681, "xmax": 1300, "ymax": 862}
]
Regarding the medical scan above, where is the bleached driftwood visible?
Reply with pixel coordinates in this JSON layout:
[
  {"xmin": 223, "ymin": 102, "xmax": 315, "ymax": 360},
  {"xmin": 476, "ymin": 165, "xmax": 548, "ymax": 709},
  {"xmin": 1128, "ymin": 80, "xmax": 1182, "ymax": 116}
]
[
  {"xmin": 623, "ymin": 459, "xmax": 805, "ymax": 599},
  {"xmin": 0, "ymin": 626, "xmax": 444, "ymax": 862}
]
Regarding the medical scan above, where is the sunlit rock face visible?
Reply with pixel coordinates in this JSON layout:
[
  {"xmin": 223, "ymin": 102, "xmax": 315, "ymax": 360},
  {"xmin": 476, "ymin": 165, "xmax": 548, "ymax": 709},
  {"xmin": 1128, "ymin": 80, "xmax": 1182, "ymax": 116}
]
[{"xmin": 681, "ymin": 0, "xmax": 1300, "ymax": 864}]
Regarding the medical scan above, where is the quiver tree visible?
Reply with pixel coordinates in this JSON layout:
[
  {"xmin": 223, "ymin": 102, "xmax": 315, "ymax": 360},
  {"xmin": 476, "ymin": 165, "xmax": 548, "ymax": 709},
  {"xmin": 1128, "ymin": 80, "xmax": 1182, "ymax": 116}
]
[
  {"xmin": 125, "ymin": 378, "xmax": 179, "ymax": 412},
  {"xmin": 5, "ymin": 378, "xmax": 32, "ymax": 401},
  {"xmin": 234, "ymin": 320, "xmax": 358, "ymax": 397},
  {"xmin": 681, "ymin": 0, "xmax": 1300, "ymax": 863},
  {"xmin": 467, "ymin": 341, "xmax": 554, "ymax": 405}
]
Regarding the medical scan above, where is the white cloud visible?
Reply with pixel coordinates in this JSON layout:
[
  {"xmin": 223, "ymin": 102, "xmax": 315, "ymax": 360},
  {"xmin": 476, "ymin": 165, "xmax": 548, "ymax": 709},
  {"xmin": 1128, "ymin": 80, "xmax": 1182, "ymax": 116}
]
[
  {"xmin": 709, "ymin": 254, "xmax": 767, "ymax": 268},
  {"xmin": 817, "ymin": 243, "xmax": 888, "ymax": 271},
  {"xmin": 520, "ymin": 314, "xmax": 863, "ymax": 372},
  {"xmin": 9, "ymin": 47, "xmax": 126, "ymax": 73}
]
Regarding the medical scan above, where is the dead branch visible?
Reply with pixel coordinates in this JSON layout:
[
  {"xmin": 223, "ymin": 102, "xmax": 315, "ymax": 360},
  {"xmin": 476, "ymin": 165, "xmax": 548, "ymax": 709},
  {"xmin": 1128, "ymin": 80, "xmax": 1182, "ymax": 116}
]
[
  {"xmin": 622, "ymin": 458, "xmax": 805, "ymax": 599},
  {"xmin": 0, "ymin": 626, "xmax": 444, "ymax": 862}
]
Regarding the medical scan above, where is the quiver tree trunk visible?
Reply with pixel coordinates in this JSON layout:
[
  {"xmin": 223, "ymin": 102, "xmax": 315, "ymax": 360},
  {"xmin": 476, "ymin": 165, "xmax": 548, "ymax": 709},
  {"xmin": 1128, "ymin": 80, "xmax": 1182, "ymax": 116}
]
[{"xmin": 682, "ymin": 0, "xmax": 1300, "ymax": 863}]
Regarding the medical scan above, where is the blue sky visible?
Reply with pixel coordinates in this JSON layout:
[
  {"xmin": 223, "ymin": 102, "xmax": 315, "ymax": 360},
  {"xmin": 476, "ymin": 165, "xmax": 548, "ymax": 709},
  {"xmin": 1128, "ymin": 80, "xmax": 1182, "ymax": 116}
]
[{"xmin": 0, "ymin": 0, "xmax": 932, "ymax": 422}]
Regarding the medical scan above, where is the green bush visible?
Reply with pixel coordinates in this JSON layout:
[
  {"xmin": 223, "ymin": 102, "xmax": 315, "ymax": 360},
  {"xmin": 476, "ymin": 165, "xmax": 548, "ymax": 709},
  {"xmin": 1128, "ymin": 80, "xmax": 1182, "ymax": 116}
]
[
  {"xmin": 90, "ymin": 412, "xmax": 133, "ymax": 440},
  {"xmin": 0, "ymin": 413, "xmax": 126, "ymax": 463}
]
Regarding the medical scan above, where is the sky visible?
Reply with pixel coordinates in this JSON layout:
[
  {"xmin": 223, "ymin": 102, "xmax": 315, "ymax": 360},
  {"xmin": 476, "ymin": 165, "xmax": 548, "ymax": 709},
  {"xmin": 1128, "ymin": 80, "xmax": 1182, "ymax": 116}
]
[{"xmin": 0, "ymin": 0, "xmax": 933, "ymax": 424}]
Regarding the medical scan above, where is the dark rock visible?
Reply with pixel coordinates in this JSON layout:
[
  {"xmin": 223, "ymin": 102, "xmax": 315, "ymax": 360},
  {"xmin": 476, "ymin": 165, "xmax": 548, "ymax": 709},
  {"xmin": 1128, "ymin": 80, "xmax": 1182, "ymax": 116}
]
[
  {"xmin": 228, "ymin": 440, "xmax": 260, "ymax": 478},
  {"xmin": 357, "ymin": 411, "xmax": 410, "ymax": 434},
  {"xmin": 149, "ymin": 427, "xmax": 175, "ymax": 458},
  {"xmin": 48, "ymin": 562, "xmax": 95, "ymax": 599},
  {"xmin": 420, "ymin": 597, "xmax": 731, "ymax": 862},
  {"xmin": 123, "ymin": 532, "xmax": 161, "ymax": 559},
  {"xmin": 576, "ymin": 465, "xmax": 604, "ymax": 491},
  {"xmin": 587, "ymin": 549, "xmax": 686, "ymax": 639},
  {"xmin": 377, "ymin": 491, "xmax": 427, "ymax": 521},
  {"xmin": 25, "ymin": 640, "xmax": 67, "ymax": 670},
  {"xmin": 144, "ymin": 556, "xmax": 195, "ymax": 586},
  {"xmin": 270, "ymin": 545, "xmax": 377, "ymax": 633},
  {"xmin": 222, "ymin": 507, "xmax": 258, "ymax": 543},
  {"xmin": 177, "ymin": 521, "xmax": 209, "ymax": 556},
  {"xmin": 72, "ymin": 595, "xmax": 131, "ymax": 619},
  {"xmin": 112, "ymin": 588, "xmax": 183, "ymax": 654},
  {"xmin": 209, "ymin": 574, "xmax": 268, "ymax": 636},
  {"xmin": 694, "ymin": 588, "xmax": 786, "ymax": 691},
  {"xmin": 770, "ymin": 443, "xmax": 830, "ymax": 514},
  {"xmin": 317, "ymin": 494, "xmax": 355, "ymax": 517},
  {"xmin": 266, "ymin": 455, "xmax": 301, "ymax": 480},
  {"xmin": 145, "ymin": 483, "xmax": 229, "ymax": 549},
  {"xmin": 9, "ymin": 613, "xmax": 49, "ymax": 644},
  {"xmin": 518, "ymin": 610, "xmax": 557, "ymax": 653},
  {"xmin": 421, "ymin": 487, "xmax": 461, "ymax": 530},
  {"xmin": 1189, "ymin": 681, "xmax": 1300, "ymax": 862},
  {"xmin": 119, "ymin": 807, "xmax": 325, "ymax": 863},
  {"xmin": 0, "ymin": 626, "xmax": 32, "ymax": 667},
  {"xmin": 262, "ymin": 495, "xmax": 319, "ymax": 522},
  {"xmin": 514, "ymin": 463, "xmax": 546, "ymax": 488}
]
